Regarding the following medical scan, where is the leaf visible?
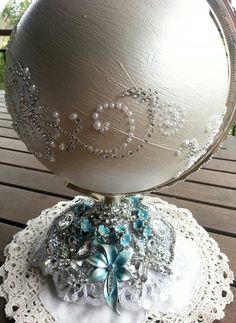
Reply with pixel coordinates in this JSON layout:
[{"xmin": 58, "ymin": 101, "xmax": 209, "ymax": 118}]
[
  {"xmin": 90, "ymin": 268, "xmax": 108, "ymax": 283},
  {"xmin": 104, "ymin": 273, "xmax": 120, "ymax": 315},
  {"xmin": 86, "ymin": 252, "xmax": 107, "ymax": 268},
  {"xmin": 114, "ymin": 249, "xmax": 133, "ymax": 268},
  {"xmin": 115, "ymin": 267, "xmax": 133, "ymax": 282}
]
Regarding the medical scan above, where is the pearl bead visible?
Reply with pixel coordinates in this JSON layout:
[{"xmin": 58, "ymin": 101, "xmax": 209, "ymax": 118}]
[
  {"xmin": 130, "ymin": 125, "xmax": 135, "ymax": 131},
  {"xmin": 109, "ymin": 102, "xmax": 115, "ymax": 108},
  {"xmin": 103, "ymin": 103, "xmax": 109, "ymax": 109},
  {"xmin": 122, "ymin": 106, "xmax": 128, "ymax": 112},
  {"xmin": 129, "ymin": 118, "xmax": 135, "ymax": 124},
  {"xmin": 69, "ymin": 113, "xmax": 78, "ymax": 120},
  {"xmin": 52, "ymin": 111, "xmax": 59, "ymax": 119},
  {"xmin": 116, "ymin": 102, "xmax": 122, "ymax": 109},
  {"xmin": 93, "ymin": 121, "xmax": 101, "ymax": 130},
  {"xmin": 97, "ymin": 105, "xmax": 103, "ymax": 112},
  {"xmin": 129, "ymin": 132, "xmax": 134, "ymax": 137},
  {"xmin": 122, "ymin": 143, "xmax": 128, "ymax": 148},
  {"xmin": 127, "ymin": 111, "xmax": 133, "ymax": 118},
  {"xmin": 127, "ymin": 138, "xmax": 132, "ymax": 143},
  {"xmin": 92, "ymin": 112, "xmax": 99, "ymax": 120}
]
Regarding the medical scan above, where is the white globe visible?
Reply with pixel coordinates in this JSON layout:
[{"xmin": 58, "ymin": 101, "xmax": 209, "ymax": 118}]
[{"xmin": 5, "ymin": 0, "xmax": 236, "ymax": 194}]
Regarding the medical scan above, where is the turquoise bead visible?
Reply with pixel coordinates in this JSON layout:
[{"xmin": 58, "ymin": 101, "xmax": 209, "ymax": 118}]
[
  {"xmin": 81, "ymin": 217, "xmax": 92, "ymax": 232},
  {"xmin": 143, "ymin": 226, "xmax": 153, "ymax": 237},
  {"xmin": 98, "ymin": 224, "xmax": 110, "ymax": 236},
  {"xmin": 137, "ymin": 208, "xmax": 149, "ymax": 220},
  {"xmin": 120, "ymin": 233, "xmax": 132, "ymax": 247},
  {"xmin": 115, "ymin": 224, "xmax": 126, "ymax": 233},
  {"xmin": 133, "ymin": 219, "xmax": 144, "ymax": 230}
]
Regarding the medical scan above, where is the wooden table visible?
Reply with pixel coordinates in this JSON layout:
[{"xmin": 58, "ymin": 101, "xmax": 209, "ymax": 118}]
[{"xmin": 0, "ymin": 89, "xmax": 235, "ymax": 322}]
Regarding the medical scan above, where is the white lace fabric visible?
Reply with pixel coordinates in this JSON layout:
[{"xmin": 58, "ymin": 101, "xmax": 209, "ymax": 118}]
[{"xmin": 0, "ymin": 196, "xmax": 234, "ymax": 323}]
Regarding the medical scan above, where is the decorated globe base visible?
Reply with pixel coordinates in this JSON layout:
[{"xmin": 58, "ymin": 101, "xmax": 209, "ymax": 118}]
[{"xmin": 30, "ymin": 195, "xmax": 176, "ymax": 314}]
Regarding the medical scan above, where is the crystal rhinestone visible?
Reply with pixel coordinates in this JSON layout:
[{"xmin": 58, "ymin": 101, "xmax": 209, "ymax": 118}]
[
  {"xmin": 59, "ymin": 142, "xmax": 66, "ymax": 150},
  {"xmin": 98, "ymin": 224, "xmax": 110, "ymax": 236},
  {"xmin": 69, "ymin": 112, "xmax": 78, "ymax": 120},
  {"xmin": 137, "ymin": 208, "xmax": 149, "ymax": 220},
  {"xmin": 81, "ymin": 217, "xmax": 92, "ymax": 232},
  {"xmin": 120, "ymin": 233, "xmax": 132, "ymax": 247},
  {"xmin": 133, "ymin": 219, "xmax": 144, "ymax": 230},
  {"xmin": 115, "ymin": 224, "xmax": 126, "ymax": 233},
  {"xmin": 143, "ymin": 226, "xmax": 153, "ymax": 237}
]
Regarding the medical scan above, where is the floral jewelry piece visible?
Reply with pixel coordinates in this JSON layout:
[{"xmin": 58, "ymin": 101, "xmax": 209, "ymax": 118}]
[
  {"xmin": 87, "ymin": 244, "xmax": 133, "ymax": 314},
  {"xmin": 31, "ymin": 195, "xmax": 176, "ymax": 314}
]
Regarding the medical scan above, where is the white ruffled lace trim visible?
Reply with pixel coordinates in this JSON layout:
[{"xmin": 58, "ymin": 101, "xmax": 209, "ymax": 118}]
[{"xmin": 0, "ymin": 196, "xmax": 234, "ymax": 323}]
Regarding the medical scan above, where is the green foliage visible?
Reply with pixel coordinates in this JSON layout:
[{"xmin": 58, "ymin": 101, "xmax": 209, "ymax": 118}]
[
  {"xmin": 2, "ymin": 0, "xmax": 31, "ymax": 28},
  {"xmin": 0, "ymin": 1, "xmax": 31, "ymax": 89}
]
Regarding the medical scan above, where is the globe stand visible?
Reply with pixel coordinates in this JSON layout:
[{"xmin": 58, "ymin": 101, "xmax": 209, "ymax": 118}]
[{"xmin": 0, "ymin": 195, "xmax": 233, "ymax": 323}]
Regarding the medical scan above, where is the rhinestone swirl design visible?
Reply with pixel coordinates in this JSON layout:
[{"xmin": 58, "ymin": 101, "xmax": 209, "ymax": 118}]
[{"xmin": 6, "ymin": 62, "xmax": 186, "ymax": 162}]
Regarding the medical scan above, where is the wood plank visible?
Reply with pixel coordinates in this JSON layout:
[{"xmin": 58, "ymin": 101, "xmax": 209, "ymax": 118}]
[
  {"xmin": 157, "ymin": 196, "xmax": 236, "ymax": 235},
  {"xmin": 0, "ymin": 164, "xmax": 74, "ymax": 198},
  {"xmin": 0, "ymin": 149, "xmax": 48, "ymax": 171},
  {"xmin": 215, "ymin": 146, "xmax": 236, "ymax": 161},
  {"xmin": 0, "ymin": 185, "xmax": 65, "ymax": 225},
  {"xmin": 0, "ymin": 128, "xmax": 18, "ymax": 139},
  {"xmin": 160, "ymin": 182, "xmax": 236, "ymax": 210},
  {"xmin": 0, "ymin": 120, "xmax": 12, "ymax": 128},
  {"xmin": 188, "ymin": 169, "xmax": 236, "ymax": 190},
  {"xmin": 203, "ymin": 159, "xmax": 236, "ymax": 174},
  {"xmin": 0, "ymin": 107, "xmax": 8, "ymax": 113},
  {"xmin": 0, "ymin": 223, "xmax": 20, "ymax": 263},
  {"xmin": 214, "ymin": 136, "xmax": 236, "ymax": 161},
  {"xmin": 0, "ymin": 138, "xmax": 28, "ymax": 152},
  {"xmin": 215, "ymin": 288, "xmax": 236, "ymax": 323},
  {"xmin": 0, "ymin": 114, "xmax": 11, "ymax": 120},
  {"xmin": 210, "ymin": 233, "xmax": 236, "ymax": 278}
]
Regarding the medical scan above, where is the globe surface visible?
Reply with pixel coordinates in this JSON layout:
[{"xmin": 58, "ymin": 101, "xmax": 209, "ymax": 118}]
[{"xmin": 5, "ymin": 0, "xmax": 236, "ymax": 194}]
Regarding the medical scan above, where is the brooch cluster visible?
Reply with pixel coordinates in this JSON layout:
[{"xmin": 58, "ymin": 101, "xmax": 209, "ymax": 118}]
[{"xmin": 32, "ymin": 196, "xmax": 176, "ymax": 314}]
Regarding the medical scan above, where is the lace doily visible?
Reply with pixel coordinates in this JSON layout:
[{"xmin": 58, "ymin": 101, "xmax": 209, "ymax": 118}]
[{"xmin": 0, "ymin": 196, "xmax": 234, "ymax": 323}]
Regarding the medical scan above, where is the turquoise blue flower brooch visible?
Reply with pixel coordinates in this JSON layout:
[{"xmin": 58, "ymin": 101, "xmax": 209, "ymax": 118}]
[{"xmin": 32, "ymin": 196, "xmax": 176, "ymax": 314}]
